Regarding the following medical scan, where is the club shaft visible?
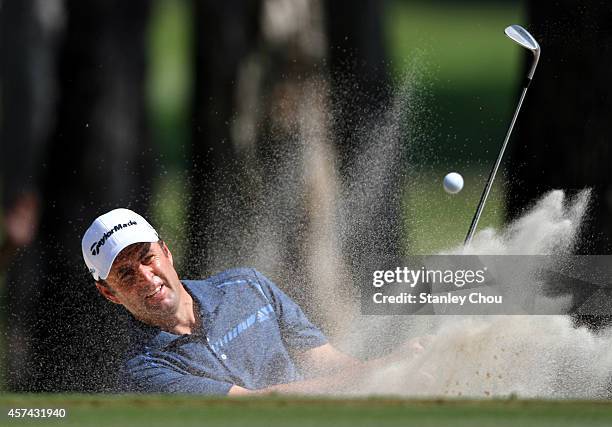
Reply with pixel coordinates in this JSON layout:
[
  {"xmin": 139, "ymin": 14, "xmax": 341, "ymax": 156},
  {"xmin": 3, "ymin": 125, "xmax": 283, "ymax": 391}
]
[{"xmin": 464, "ymin": 85, "xmax": 529, "ymax": 246}]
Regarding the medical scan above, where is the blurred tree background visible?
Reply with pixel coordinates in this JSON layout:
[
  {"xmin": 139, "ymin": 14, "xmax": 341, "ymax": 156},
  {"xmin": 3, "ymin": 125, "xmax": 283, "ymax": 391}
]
[
  {"xmin": 0, "ymin": 0, "xmax": 530, "ymax": 391},
  {"xmin": 147, "ymin": 0, "xmax": 522, "ymax": 256}
]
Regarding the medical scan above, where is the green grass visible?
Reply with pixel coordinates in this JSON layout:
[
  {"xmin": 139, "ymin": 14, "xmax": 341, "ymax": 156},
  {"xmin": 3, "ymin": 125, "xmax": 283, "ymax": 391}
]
[
  {"xmin": 386, "ymin": 0, "xmax": 523, "ymax": 88},
  {"xmin": 1, "ymin": 396, "xmax": 612, "ymax": 427}
]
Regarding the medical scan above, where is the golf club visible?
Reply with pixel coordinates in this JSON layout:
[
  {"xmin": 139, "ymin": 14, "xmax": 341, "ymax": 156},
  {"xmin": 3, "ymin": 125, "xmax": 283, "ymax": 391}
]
[{"xmin": 464, "ymin": 24, "xmax": 540, "ymax": 246}]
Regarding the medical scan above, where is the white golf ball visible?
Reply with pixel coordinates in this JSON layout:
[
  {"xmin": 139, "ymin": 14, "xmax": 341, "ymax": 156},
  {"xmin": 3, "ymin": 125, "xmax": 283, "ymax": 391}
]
[{"xmin": 443, "ymin": 172, "xmax": 464, "ymax": 194}]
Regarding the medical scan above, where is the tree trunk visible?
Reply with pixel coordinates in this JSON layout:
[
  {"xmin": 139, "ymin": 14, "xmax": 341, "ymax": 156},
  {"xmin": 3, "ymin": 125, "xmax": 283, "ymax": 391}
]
[{"xmin": 2, "ymin": 0, "xmax": 153, "ymax": 391}]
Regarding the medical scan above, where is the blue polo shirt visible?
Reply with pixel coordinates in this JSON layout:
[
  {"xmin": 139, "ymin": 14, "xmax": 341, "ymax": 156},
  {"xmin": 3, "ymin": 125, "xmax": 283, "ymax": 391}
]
[{"xmin": 120, "ymin": 268, "xmax": 327, "ymax": 394}]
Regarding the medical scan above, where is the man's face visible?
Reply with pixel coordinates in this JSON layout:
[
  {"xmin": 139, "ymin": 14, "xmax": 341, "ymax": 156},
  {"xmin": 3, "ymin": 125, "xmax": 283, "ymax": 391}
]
[{"xmin": 96, "ymin": 241, "xmax": 183, "ymax": 323}]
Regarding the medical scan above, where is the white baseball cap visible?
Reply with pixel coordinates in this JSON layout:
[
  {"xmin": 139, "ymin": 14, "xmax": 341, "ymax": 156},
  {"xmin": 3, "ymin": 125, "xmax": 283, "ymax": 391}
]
[{"xmin": 82, "ymin": 208, "xmax": 159, "ymax": 281}]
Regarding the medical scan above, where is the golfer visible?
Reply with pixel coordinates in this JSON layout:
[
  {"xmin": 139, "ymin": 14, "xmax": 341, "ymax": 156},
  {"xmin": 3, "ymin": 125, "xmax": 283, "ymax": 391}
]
[{"xmin": 82, "ymin": 208, "xmax": 427, "ymax": 395}]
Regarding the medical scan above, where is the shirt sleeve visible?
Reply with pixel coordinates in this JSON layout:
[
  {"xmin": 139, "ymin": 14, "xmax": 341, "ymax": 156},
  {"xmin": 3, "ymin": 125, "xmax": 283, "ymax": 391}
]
[
  {"xmin": 252, "ymin": 269, "xmax": 328, "ymax": 352},
  {"xmin": 122, "ymin": 352, "xmax": 233, "ymax": 395}
]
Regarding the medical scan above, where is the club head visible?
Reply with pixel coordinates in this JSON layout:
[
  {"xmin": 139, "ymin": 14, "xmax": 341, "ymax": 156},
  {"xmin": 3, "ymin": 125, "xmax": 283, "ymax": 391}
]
[
  {"xmin": 505, "ymin": 25, "xmax": 540, "ymax": 79},
  {"xmin": 505, "ymin": 25, "xmax": 539, "ymax": 51}
]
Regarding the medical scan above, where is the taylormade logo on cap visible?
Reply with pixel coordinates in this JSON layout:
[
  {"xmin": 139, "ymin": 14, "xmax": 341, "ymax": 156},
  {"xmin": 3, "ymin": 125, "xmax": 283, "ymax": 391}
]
[
  {"xmin": 89, "ymin": 220, "xmax": 138, "ymax": 256},
  {"xmin": 81, "ymin": 208, "xmax": 159, "ymax": 281}
]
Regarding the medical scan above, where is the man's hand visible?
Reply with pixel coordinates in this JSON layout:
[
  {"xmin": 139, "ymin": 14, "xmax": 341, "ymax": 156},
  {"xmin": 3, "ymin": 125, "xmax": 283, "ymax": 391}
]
[
  {"xmin": 387, "ymin": 335, "xmax": 436, "ymax": 389},
  {"xmin": 294, "ymin": 343, "xmax": 362, "ymax": 376},
  {"xmin": 394, "ymin": 335, "xmax": 434, "ymax": 358},
  {"xmin": 226, "ymin": 337, "xmax": 436, "ymax": 396},
  {"xmin": 228, "ymin": 343, "xmax": 366, "ymax": 395},
  {"xmin": 227, "ymin": 385, "xmax": 252, "ymax": 396}
]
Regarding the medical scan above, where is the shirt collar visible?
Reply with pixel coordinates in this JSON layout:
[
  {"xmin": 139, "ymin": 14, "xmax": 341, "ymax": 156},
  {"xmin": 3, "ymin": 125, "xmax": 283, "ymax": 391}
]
[{"xmin": 181, "ymin": 279, "xmax": 225, "ymax": 318}]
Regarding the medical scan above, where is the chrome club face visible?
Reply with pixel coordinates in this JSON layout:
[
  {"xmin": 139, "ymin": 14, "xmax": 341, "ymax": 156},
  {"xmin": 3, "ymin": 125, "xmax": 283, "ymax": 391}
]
[{"xmin": 505, "ymin": 24, "xmax": 540, "ymax": 79}]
